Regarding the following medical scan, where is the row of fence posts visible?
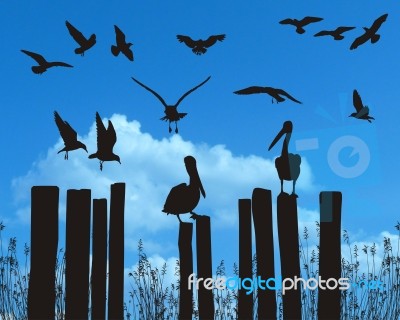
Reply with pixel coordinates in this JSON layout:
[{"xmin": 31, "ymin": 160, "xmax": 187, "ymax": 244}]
[
  {"xmin": 27, "ymin": 183, "xmax": 125, "ymax": 320},
  {"xmin": 178, "ymin": 188, "xmax": 342, "ymax": 319}
]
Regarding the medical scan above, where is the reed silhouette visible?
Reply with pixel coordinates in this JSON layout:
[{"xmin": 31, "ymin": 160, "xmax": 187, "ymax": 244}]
[
  {"xmin": 279, "ymin": 16, "xmax": 323, "ymax": 34},
  {"xmin": 234, "ymin": 86, "xmax": 302, "ymax": 104},
  {"xmin": 65, "ymin": 21, "xmax": 96, "ymax": 56},
  {"xmin": 350, "ymin": 13, "xmax": 388, "ymax": 50},
  {"xmin": 176, "ymin": 34, "xmax": 226, "ymax": 55},
  {"xmin": 131, "ymin": 76, "xmax": 210, "ymax": 133},
  {"xmin": 314, "ymin": 26, "xmax": 355, "ymax": 40},
  {"xmin": 54, "ymin": 111, "xmax": 87, "ymax": 159},
  {"xmin": 88, "ymin": 112, "xmax": 121, "ymax": 171},
  {"xmin": 111, "ymin": 25, "xmax": 134, "ymax": 61},
  {"xmin": 350, "ymin": 89, "xmax": 375, "ymax": 122},
  {"xmin": 21, "ymin": 50, "xmax": 73, "ymax": 74}
]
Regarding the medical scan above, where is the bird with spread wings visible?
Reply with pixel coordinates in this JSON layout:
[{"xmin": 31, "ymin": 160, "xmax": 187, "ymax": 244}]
[{"xmin": 177, "ymin": 34, "xmax": 225, "ymax": 55}]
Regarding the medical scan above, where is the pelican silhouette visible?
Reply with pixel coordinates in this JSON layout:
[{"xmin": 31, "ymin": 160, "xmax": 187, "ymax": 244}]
[
  {"xmin": 279, "ymin": 16, "xmax": 323, "ymax": 34},
  {"xmin": 234, "ymin": 86, "xmax": 302, "ymax": 104},
  {"xmin": 314, "ymin": 26, "xmax": 355, "ymax": 40},
  {"xmin": 65, "ymin": 21, "xmax": 96, "ymax": 56},
  {"xmin": 162, "ymin": 155, "xmax": 205, "ymax": 222},
  {"xmin": 54, "ymin": 111, "xmax": 87, "ymax": 159},
  {"xmin": 350, "ymin": 14, "xmax": 388, "ymax": 50},
  {"xmin": 350, "ymin": 90, "xmax": 375, "ymax": 123},
  {"xmin": 268, "ymin": 121, "xmax": 301, "ymax": 196},
  {"xmin": 131, "ymin": 76, "xmax": 211, "ymax": 133},
  {"xmin": 21, "ymin": 50, "xmax": 73, "ymax": 74},
  {"xmin": 88, "ymin": 112, "xmax": 121, "ymax": 171},
  {"xmin": 111, "ymin": 25, "xmax": 134, "ymax": 61}
]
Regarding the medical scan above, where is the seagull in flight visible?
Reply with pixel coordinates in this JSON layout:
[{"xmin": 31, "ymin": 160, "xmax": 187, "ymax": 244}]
[
  {"xmin": 54, "ymin": 111, "xmax": 87, "ymax": 159},
  {"xmin": 111, "ymin": 25, "xmax": 134, "ymax": 61},
  {"xmin": 65, "ymin": 21, "xmax": 96, "ymax": 56},
  {"xmin": 234, "ymin": 86, "xmax": 302, "ymax": 104},
  {"xmin": 21, "ymin": 50, "xmax": 73, "ymax": 74},
  {"xmin": 349, "ymin": 90, "xmax": 375, "ymax": 123},
  {"xmin": 177, "ymin": 34, "xmax": 226, "ymax": 55},
  {"xmin": 314, "ymin": 26, "xmax": 355, "ymax": 40},
  {"xmin": 350, "ymin": 14, "xmax": 388, "ymax": 50},
  {"xmin": 279, "ymin": 16, "xmax": 323, "ymax": 34},
  {"xmin": 89, "ymin": 112, "xmax": 121, "ymax": 171}
]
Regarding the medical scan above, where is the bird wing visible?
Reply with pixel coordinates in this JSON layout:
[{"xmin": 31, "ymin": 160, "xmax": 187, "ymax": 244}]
[
  {"xmin": 336, "ymin": 26, "xmax": 355, "ymax": 33},
  {"xmin": 131, "ymin": 77, "xmax": 168, "ymax": 108},
  {"xmin": 314, "ymin": 30, "xmax": 331, "ymax": 37},
  {"xmin": 114, "ymin": 25, "xmax": 126, "ymax": 44},
  {"xmin": 350, "ymin": 33, "xmax": 368, "ymax": 50},
  {"xmin": 50, "ymin": 61, "xmax": 73, "ymax": 68},
  {"xmin": 175, "ymin": 76, "xmax": 211, "ymax": 107},
  {"xmin": 233, "ymin": 86, "xmax": 266, "ymax": 95},
  {"xmin": 275, "ymin": 89, "xmax": 302, "ymax": 104},
  {"xmin": 279, "ymin": 18, "xmax": 295, "ymax": 25},
  {"xmin": 301, "ymin": 16, "xmax": 324, "ymax": 25},
  {"xmin": 353, "ymin": 90, "xmax": 364, "ymax": 112},
  {"xmin": 176, "ymin": 35, "xmax": 197, "ymax": 48},
  {"xmin": 105, "ymin": 120, "xmax": 117, "ymax": 151},
  {"xmin": 21, "ymin": 49, "xmax": 47, "ymax": 64},
  {"xmin": 65, "ymin": 21, "xmax": 87, "ymax": 44},
  {"xmin": 358, "ymin": 107, "xmax": 370, "ymax": 118},
  {"xmin": 54, "ymin": 111, "xmax": 77, "ymax": 143},
  {"xmin": 95, "ymin": 112, "xmax": 108, "ymax": 152},
  {"xmin": 370, "ymin": 13, "xmax": 388, "ymax": 33},
  {"xmin": 203, "ymin": 34, "xmax": 226, "ymax": 48}
]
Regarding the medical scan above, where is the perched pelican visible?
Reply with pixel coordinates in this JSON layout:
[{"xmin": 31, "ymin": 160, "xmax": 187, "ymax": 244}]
[
  {"xmin": 268, "ymin": 121, "xmax": 301, "ymax": 196},
  {"xmin": 162, "ymin": 156, "xmax": 205, "ymax": 222}
]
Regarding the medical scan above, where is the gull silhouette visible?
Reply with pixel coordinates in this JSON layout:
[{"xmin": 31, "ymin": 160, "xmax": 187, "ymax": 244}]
[
  {"xmin": 89, "ymin": 112, "xmax": 121, "ymax": 171},
  {"xmin": 54, "ymin": 111, "xmax": 87, "ymax": 159},
  {"xmin": 21, "ymin": 50, "xmax": 73, "ymax": 74},
  {"xmin": 279, "ymin": 16, "xmax": 323, "ymax": 34},
  {"xmin": 65, "ymin": 20, "xmax": 96, "ymax": 56},
  {"xmin": 111, "ymin": 25, "xmax": 134, "ymax": 61},
  {"xmin": 177, "ymin": 34, "xmax": 226, "ymax": 55},
  {"xmin": 234, "ymin": 86, "xmax": 302, "ymax": 104},
  {"xmin": 350, "ymin": 14, "xmax": 388, "ymax": 50},
  {"xmin": 314, "ymin": 26, "xmax": 355, "ymax": 40},
  {"xmin": 349, "ymin": 90, "xmax": 375, "ymax": 123},
  {"xmin": 131, "ymin": 76, "xmax": 211, "ymax": 133}
]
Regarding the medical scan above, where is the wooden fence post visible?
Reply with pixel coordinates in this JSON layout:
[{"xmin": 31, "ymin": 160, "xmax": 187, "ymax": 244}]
[
  {"xmin": 277, "ymin": 193, "xmax": 301, "ymax": 319},
  {"xmin": 196, "ymin": 215, "xmax": 214, "ymax": 319},
  {"xmin": 28, "ymin": 186, "xmax": 59, "ymax": 320},
  {"xmin": 179, "ymin": 222, "xmax": 194, "ymax": 320},
  {"xmin": 318, "ymin": 191, "xmax": 342, "ymax": 319},
  {"xmin": 91, "ymin": 198, "xmax": 108, "ymax": 320},
  {"xmin": 65, "ymin": 189, "xmax": 91, "ymax": 320},
  {"xmin": 108, "ymin": 182, "xmax": 126, "ymax": 320},
  {"xmin": 252, "ymin": 188, "xmax": 276, "ymax": 319},
  {"xmin": 238, "ymin": 198, "xmax": 253, "ymax": 319}
]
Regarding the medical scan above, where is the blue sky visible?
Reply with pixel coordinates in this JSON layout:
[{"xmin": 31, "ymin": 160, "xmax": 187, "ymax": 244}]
[{"xmin": 1, "ymin": 0, "xmax": 399, "ymax": 295}]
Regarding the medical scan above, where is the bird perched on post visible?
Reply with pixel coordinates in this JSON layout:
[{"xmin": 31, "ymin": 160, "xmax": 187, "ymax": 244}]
[
  {"xmin": 279, "ymin": 16, "xmax": 323, "ymax": 34},
  {"xmin": 88, "ymin": 112, "xmax": 121, "ymax": 171},
  {"xmin": 349, "ymin": 90, "xmax": 375, "ymax": 122},
  {"xmin": 65, "ymin": 20, "xmax": 96, "ymax": 56},
  {"xmin": 162, "ymin": 155, "xmax": 205, "ymax": 222},
  {"xmin": 350, "ymin": 13, "xmax": 388, "ymax": 50},
  {"xmin": 233, "ymin": 86, "xmax": 302, "ymax": 104},
  {"xmin": 21, "ymin": 50, "xmax": 73, "ymax": 74},
  {"xmin": 131, "ymin": 76, "xmax": 211, "ymax": 133},
  {"xmin": 111, "ymin": 25, "xmax": 134, "ymax": 61},
  {"xmin": 176, "ymin": 34, "xmax": 226, "ymax": 55},
  {"xmin": 54, "ymin": 111, "xmax": 87, "ymax": 159}
]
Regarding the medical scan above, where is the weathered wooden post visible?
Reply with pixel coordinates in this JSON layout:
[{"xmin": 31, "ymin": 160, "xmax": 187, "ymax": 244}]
[
  {"xmin": 196, "ymin": 215, "xmax": 214, "ymax": 319},
  {"xmin": 108, "ymin": 182, "xmax": 126, "ymax": 320},
  {"xmin": 318, "ymin": 191, "xmax": 342, "ymax": 319},
  {"xmin": 179, "ymin": 222, "xmax": 194, "ymax": 320},
  {"xmin": 65, "ymin": 189, "xmax": 92, "ymax": 320},
  {"xmin": 277, "ymin": 193, "xmax": 301, "ymax": 319},
  {"xmin": 238, "ymin": 198, "xmax": 253, "ymax": 319},
  {"xmin": 91, "ymin": 198, "xmax": 108, "ymax": 320},
  {"xmin": 28, "ymin": 186, "xmax": 59, "ymax": 320},
  {"xmin": 252, "ymin": 188, "xmax": 276, "ymax": 319}
]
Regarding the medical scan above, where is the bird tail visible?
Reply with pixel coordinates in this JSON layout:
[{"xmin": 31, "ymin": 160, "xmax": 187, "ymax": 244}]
[
  {"xmin": 371, "ymin": 34, "xmax": 380, "ymax": 44},
  {"xmin": 111, "ymin": 45, "xmax": 120, "ymax": 56}
]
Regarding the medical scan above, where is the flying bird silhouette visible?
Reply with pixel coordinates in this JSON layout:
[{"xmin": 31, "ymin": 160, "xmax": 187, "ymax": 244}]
[
  {"xmin": 349, "ymin": 90, "xmax": 375, "ymax": 123},
  {"xmin": 177, "ymin": 34, "xmax": 226, "ymax": 55},
  {"xmin": 88, "ymin": 112, "xmax": 121, "ymax": 171},
  {"xmin": 65, "ymin": 20, "xmax": 96, "ymax": 56},
  {"xmin": 162, "ymin": 155, "xmax": 205, "ymax": 222},
  {"xmin": 131, "ymin": 76, "xmax": 211, "ymax": 133},
  {"xmin": 314, "ymin": 26, "xmax": 355, "ymax": 40},
  {"xmin": 279, "ymin": 16, "xmax": 323, "ymax": 34},
  {"xmin": 350, "ymin": 14, "xmax": 388, "ymax": 50},
  {"xmin": 234, "ymin": 86, "xmax": 302, "ymax": 104},
  {"xmin": 111, "ymin": 25, "xmax": 134, "ymax": 61},
  {"xmin": 21, "ymin": 50, "xmax": 73, "ymax": 74},
  {"xmin": 54, "ymin": 111, "xmax": 87, "ymax": 159}
]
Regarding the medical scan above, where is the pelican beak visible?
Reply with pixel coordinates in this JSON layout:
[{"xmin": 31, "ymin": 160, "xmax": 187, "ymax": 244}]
[
  {"xmin": 268, "ymin": 127, "xmax": 285, "ymax": 151},
  {"xmin": 188, "ymin": 164, "xmax": 206, "ymax": 198}
]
